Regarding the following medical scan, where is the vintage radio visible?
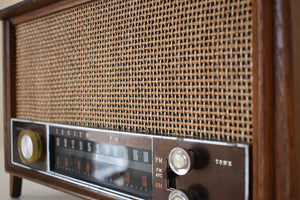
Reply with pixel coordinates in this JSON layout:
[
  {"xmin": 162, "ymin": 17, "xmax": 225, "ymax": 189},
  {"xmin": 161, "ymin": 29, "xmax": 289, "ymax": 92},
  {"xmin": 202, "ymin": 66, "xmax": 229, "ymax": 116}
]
[{"xmin": 0, "ymin": 0, "xmax": 299, "ymax": 199}]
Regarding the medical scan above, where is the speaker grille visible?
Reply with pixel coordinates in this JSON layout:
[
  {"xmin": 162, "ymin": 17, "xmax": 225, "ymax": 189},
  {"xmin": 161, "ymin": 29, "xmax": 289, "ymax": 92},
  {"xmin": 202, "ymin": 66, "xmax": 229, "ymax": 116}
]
[{"xmin": 15, "ymin": 0, "xmax": 253, "ymax": 142}]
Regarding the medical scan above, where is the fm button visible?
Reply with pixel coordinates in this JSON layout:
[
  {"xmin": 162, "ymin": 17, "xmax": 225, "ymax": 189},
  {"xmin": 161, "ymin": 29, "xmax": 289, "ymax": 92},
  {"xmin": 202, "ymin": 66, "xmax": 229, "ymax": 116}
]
[{"xmin": 168, "ymin": 147, "xmax": 193, "ymax": 176}]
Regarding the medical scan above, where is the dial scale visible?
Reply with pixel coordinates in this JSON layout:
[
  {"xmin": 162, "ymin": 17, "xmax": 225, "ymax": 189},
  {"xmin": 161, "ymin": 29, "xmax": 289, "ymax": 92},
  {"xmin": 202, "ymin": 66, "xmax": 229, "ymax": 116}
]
[{"xmin": 11, "ymin": 119, "xmax": 250, "ymax": 200}]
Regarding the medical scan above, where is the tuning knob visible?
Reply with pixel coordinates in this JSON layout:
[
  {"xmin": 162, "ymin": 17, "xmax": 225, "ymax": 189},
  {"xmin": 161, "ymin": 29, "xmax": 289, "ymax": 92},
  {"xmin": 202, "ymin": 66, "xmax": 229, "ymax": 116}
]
[
  {"xmin": 168, "ymin": 147, "xmax": 193, "ymax": 175},
  {"xmin": 18, "ymin": 129, "xmax": 42, "ymax": 165}
]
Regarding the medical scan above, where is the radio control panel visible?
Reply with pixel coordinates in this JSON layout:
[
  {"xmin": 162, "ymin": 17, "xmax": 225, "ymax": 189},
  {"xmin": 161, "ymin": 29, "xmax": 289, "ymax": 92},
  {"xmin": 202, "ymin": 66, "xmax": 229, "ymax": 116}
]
[{"xmin": 11, "ymin": 118, "xmax": 250, "ymax": 200}]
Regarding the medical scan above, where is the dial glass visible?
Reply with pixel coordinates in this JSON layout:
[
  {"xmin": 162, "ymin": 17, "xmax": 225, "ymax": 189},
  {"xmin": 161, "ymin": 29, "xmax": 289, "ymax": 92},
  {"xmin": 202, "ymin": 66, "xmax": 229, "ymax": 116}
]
[
  {"xmin": 20, "ymin": 134, "xmax": 33, "ymax": 159},
  {"xmin": 50, "ymin": 126, "xmax": 153, "ymax": 199}
]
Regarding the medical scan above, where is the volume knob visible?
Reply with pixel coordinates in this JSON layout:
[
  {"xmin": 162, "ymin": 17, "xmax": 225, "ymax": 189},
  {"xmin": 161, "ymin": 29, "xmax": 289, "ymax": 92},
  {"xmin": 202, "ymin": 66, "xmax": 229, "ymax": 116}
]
[
  {"xmin": 18, "ymin": 129, "xmax": 42, "ymax": 165},
  {"xmin": 168, "ymin": 147, "xmax": 193, "ymax": 176}
]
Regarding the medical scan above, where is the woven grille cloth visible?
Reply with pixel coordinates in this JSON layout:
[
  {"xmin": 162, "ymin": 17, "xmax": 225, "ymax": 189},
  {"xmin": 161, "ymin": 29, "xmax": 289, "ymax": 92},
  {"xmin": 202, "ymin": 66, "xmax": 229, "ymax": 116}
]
[{"xmin": 15, "ymin": 0, "xmax": 253, "ymax": 142}]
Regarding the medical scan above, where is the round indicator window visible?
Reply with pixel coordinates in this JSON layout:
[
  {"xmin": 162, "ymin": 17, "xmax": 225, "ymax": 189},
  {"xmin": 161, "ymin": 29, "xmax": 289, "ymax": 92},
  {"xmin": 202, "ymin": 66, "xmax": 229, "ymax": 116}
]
[{"xmin": 20, "ymin": 134, "xmax": 34, "ymax": 159}]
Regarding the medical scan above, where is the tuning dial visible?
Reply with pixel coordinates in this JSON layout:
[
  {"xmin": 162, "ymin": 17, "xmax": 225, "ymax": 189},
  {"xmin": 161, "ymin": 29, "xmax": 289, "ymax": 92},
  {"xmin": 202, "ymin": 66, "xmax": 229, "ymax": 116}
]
[
  {"xmin": 168, "ymin": 190, "xmax": 191, "ymax": 200},
  {"xmin": 168, "ymin": 147, "xmax": 193, "ymax": 175},
  {"xmin": 18, "ymin": 129, "xmax": 42, "ymax": 165}
]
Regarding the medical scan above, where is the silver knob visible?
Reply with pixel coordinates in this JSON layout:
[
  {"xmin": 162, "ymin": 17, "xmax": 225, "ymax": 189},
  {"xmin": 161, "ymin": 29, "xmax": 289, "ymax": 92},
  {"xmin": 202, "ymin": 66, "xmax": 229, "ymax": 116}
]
[
  {"xmin": 168, "ymin": 147, "xmax": 192, "ymax": 175},
  {"xmin": 168, "ymin": 190, "xmax": 190, "ymax": 200}
]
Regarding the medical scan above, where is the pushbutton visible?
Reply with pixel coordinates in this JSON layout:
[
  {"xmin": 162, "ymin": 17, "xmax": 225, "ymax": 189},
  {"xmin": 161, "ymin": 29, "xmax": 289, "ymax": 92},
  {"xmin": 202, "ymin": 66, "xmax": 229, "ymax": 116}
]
[
  {"xmin": 168, "ymin": 147, "xmax": 193, "ymax": 175},
  {"xmin": 168, "ymin": 190, "xmax": 190, "ymax": 200}
]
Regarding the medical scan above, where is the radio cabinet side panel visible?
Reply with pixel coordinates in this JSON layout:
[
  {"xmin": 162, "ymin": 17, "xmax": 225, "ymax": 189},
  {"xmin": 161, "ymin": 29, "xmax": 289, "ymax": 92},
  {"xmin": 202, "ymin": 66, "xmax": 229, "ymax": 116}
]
[
  {"xmin": 291, "ymin": 0, "xmax": 300, "ymax": 199},
  {"xmin": 3, "ymin": 19, "xmax": 16, "ymax": 173},
  {"xmin": 252, "ymin": 0, "xmax": 275, "ymax": 199},
  {"xmin": 3, "ymin": 19, "xmax": 23, "ymax": 198},
  {"xmin": 274, "ymin": 0, "xmax": 297, "ymax": 199}
]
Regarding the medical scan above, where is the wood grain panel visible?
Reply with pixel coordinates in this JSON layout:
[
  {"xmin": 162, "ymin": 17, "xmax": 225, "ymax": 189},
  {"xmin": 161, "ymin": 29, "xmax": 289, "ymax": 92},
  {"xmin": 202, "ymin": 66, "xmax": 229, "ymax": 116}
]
[
  {"xmin": 11, "ymin": 0, "xmax": 91, "ymax": 25},
  {"xmin": 3, "ymin": 20, "xmax": 16, "ymax": 171},
  {"xmin": 10, "ymin": 175, "xmax": 22, "ymax": 198},
  {"xmin": 274, "ymin": 0, "xmax": 296, "ymax": 199},
  {"xmin": 290, "ymin": 0, "xmax": 300, "ymax": 199},
  {"xmin": 252, "ymin": 0, "xmax": 275, "ymax": 199},
  {"xmin": 0, "ymin": 0, "xmax": 62, "ymax": 19}
]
